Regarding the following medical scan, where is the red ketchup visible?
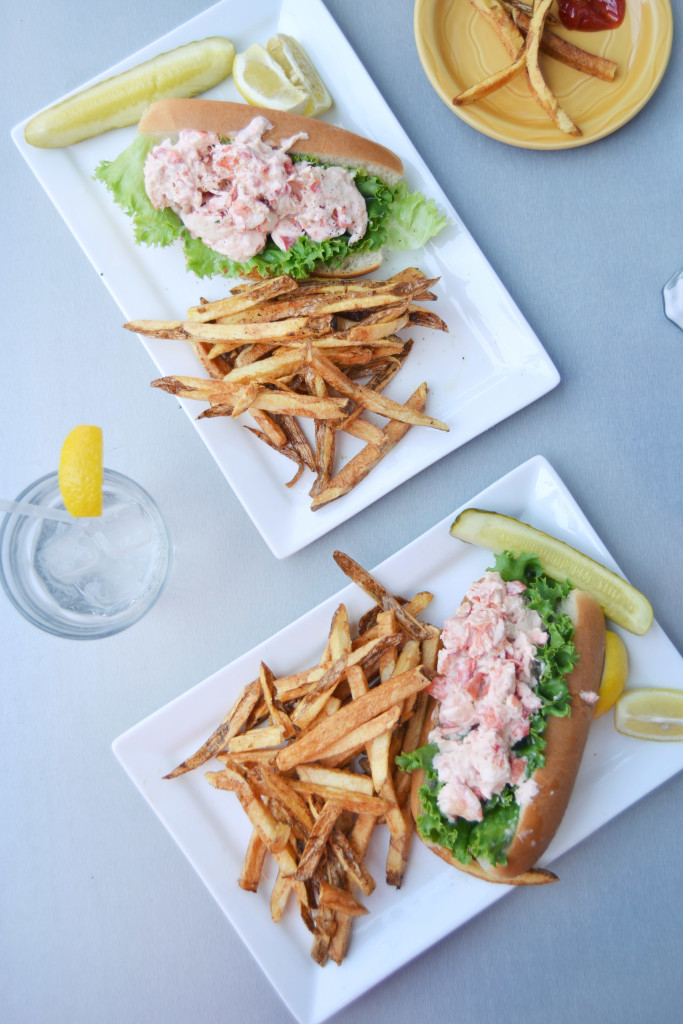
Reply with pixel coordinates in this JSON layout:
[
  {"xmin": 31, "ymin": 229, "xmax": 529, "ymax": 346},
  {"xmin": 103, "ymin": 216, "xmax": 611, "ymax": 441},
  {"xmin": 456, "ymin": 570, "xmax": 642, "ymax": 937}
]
[{"xmin": 557, "ymin": 0, "xmax": 626, "ymax": 31}]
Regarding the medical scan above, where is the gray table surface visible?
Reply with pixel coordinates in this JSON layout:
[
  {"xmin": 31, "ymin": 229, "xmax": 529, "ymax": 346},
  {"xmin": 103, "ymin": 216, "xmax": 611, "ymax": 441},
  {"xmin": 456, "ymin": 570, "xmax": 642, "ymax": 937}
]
[{"xmin": 2, "ymin": 1, "xmax": 682, "ymax": 1022}]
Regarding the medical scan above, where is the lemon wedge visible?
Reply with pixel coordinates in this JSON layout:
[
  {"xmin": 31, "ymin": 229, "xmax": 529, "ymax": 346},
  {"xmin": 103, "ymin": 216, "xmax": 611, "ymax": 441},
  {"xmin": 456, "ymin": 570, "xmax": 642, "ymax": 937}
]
[
  {"xmin": 25, "ymin": 37, "xmax": 235, "ymax": 148},
  {"xmin": 266, "ymin": 34, "xmax": 332, "ymax": 117},
  {"xmin": 614, "ymin": 689, "xmax": 683, "ymax": 741},
  {"xmin": 58, "ymin": 426, "xmax": 103, "ymax": 517},
  {"xmin": 594, "ymin": 631, "xmax": 629, "ymax": 718},
  {"xmin": 232, "ymin": 43, "xmax": 308, "ymax": 113},
  {"xmin": 449, "ymin": 509, "xmax": 654, "ymax": 636}
]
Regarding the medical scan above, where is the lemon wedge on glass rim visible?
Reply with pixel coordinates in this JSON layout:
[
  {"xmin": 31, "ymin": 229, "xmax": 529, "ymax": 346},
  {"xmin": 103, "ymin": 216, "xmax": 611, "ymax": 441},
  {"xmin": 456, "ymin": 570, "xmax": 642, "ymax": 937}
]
[
  {"xmin": 266, "ymin": 34, "xmax": 332, "ymax": 116},
  {"xmin": 233, "ymin": 43, "xmax": 309, "ymax": 113},
  {"xmin": 614, "ymin": 689, "xmax": 683, "ymax": 741},
  {"xmin": 58, "ymin": 425, "xmax": 103, "ymax": 517},
  {"xmin": 24, "ymin": 37, "xmax": 235, "ymax": 148}
]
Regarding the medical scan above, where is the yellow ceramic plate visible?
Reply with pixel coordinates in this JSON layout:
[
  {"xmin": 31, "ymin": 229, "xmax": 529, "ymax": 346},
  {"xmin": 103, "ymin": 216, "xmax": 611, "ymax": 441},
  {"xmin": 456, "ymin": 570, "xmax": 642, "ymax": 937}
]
[{"xmin": 414, "ymin": 0, "xmax": 673, "ymax": 149}]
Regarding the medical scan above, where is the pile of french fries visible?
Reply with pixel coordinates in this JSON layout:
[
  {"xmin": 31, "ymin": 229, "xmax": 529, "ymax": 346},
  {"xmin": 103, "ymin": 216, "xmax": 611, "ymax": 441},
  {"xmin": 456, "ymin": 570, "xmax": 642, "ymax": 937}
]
[
  {"xmin": 164, "ymin": 551, "xmax": 440, "ymax": 965},
  {"xmin": 125, "ymin": 268, "xmax": 449, "ymax": 509},
  {"xmin": 455, "ymin": 0, "xmax": 619, "ymax": 136}
]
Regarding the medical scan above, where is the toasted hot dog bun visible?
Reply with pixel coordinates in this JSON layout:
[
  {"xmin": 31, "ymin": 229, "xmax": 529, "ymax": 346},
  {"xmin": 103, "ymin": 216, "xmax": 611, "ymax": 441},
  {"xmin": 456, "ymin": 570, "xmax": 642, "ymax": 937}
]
[
  {"xmin": 138, "ymin": 99, "xmax": 404, "ymax": 182},
  {"xmin": 410, "ymin": 588, "xmax": 606, "ymax": 884},
  {"xmin": 137, "ymin": 99, "xmax": 403, "ymax": 277}
]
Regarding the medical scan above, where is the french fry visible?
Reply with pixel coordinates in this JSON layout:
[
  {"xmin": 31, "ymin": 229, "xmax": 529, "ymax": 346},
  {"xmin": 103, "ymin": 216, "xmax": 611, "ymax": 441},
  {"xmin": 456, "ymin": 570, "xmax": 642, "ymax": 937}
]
[
  {"xmin": 318, "ymin": 881, "xmax": 369, "ymax": 917},
  {"xmin": 306, "ymin": 347, "xmax": 449, "ymax": 431},
  {"xmin": 228, "ymin": 724, "xmax": 285, "ymax": 753},
  {"xmin": 333, "ymin": 550, "xmax": 432, "ymax": 641},
  {"xmin": 472, "ymin": 0, "xmax": 525, "ymax": 57},
  {"xmin": 276, "ymin": 666, "xmax": 430, "ymax": 772},
  {"xmin": 165, "ymin": 552, "xmax": 438, "ymax": 964},
  {"xmin": 205, "ymin": 768, "xmax": 298, "ymax": 874},
  {"xmin": 259, "ymin": 663, "xmax": 297, "ymax": 740},
  {"xmin": 454, "ymin": 49, "xmax": 527, "ymax": 105},
  {"xmin": 153, "ymin": 375, "xmax": 352, "ymax": 422},
  {"xmin": 507, "ymin": 5, "xmax": 618, "ymax": 81},
  {"xmin": 295, "ymin": 764, "xmax": 375, "ymax": 796},
  {"xmin": 136, "ymin": 269, "xmax": 449, "ymax": 509},
  {"xmin": 126, "ymin": 313, "xmax": 335, "ymax": 347},
  {"xmin": 187, "ymin": 275, "xmax": 299, "ymax": 321},
  {"xmin": 238, "ymin": 829, "xmax": 268, "ymax": 892},
  {"xmin": 290, "ymin": 652, "xmax": 349, "ymax": 729},
  {"xmin": 460, "ymin": 0, "xmax": 612, "ymax": 134},
  {"xmin": 526, "ymin": 0, "xmax": 581, "ymax": 136},
  {"xmin": 311, "ymin": 383, "xmax": 429, "ymax": 509},
  {"xmin": 163, "ymin": 677, "xmax": 260, "ymax": 778},
  {"xmin": 289, "ymin": 780, "xmax": 392, "ymax": 817},
  {"xmin": 294, "ymin": 801, "xmax": 342, "ymax": 881},
  {"xmin": 270, "ymin": 870, "xmax": 295, "ymax": 922}
]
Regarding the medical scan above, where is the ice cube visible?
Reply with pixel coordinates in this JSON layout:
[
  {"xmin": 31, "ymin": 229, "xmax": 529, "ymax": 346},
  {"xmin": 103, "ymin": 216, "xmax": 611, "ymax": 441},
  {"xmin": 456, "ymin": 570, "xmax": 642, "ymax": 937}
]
[{"xmin": 35, "ymin": 521, "xmax": 100, "ymax": 586}]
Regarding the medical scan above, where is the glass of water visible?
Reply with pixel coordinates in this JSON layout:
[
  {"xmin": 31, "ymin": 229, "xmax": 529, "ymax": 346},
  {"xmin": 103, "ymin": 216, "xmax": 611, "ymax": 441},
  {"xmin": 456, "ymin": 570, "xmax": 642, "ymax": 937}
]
[{"xmin": 0, "ymin": 468, "xmax": 171, "ymax": 639}]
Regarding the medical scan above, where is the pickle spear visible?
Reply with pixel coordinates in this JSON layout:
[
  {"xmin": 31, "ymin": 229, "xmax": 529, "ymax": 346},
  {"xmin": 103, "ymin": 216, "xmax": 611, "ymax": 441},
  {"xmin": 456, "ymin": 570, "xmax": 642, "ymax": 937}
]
[
  {"xmin": 450, "ymin": 508, "xmax": 654, "ymax": 635},
  {"xmin": 25, "ymin": 36, "xmax": 235, "ymax": 148}
]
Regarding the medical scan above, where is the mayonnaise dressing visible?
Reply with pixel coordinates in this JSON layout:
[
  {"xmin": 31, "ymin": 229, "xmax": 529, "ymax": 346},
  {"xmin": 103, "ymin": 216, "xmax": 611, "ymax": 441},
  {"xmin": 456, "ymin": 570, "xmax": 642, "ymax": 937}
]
[
  {"xmin": 143, "ymin": 117, "xmax": 368, "ymax": 262},
  {"xmin": 428, "ymin": 572, "xmax": 547, "ymax": 823}
]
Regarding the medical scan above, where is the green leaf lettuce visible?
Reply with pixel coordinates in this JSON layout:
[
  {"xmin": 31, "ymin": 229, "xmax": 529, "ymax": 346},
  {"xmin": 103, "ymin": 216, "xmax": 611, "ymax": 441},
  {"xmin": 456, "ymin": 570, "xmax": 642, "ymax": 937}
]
[
  {"xmin": 396, "ymin": 552, "xmax": 577, "ymax": 867},
  {"xmin": 93, "ymin": 135, "xmax": 448, "ymax": 280}
]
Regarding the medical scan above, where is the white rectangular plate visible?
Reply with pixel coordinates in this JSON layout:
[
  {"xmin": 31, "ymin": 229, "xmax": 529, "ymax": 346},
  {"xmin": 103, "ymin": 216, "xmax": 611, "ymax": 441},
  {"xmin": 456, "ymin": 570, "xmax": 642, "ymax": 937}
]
[
  {"xmin": 113, "ymin": 454, "xmax": 683, "ymax": 1024},
  {"xmin": 12, "ymin": 0, "xmax": 559, "ymax": 558}
]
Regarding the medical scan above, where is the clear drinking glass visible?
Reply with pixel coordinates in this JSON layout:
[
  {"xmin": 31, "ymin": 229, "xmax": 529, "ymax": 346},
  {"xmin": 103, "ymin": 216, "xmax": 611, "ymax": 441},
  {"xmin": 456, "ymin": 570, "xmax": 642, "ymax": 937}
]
[
  {"xmin": 663, "ymin": 266, "xmax": 683, "ymax": 330},
  {"xmin": 0, "ymin": 468, "xmax": 171, "ymax": 639}
]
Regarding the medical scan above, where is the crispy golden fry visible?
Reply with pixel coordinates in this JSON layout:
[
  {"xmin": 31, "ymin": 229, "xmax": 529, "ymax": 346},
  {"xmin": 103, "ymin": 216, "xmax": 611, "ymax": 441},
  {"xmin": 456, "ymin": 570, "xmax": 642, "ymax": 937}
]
[
  {"xmin": 333, "ymin": 550, "xmax": 432, "ymax": 641},
  {"xmin": 276, "ymin": 666, "xmax": 430, "ymax": 772},
  {"xmin": 472, "ymin": 0, "xmax": 524, "ymax": 56},
  {"xmin": 347, "ymin": 641, "xmax": 420, "ymax": 890},
  {"xmin": 238, "ymin": 829, "xmax": 268, "ymax": 892},
  {"xmin": 461, "ymin": 0, "xmax": 609, "ymax": 134},
  {"xmin": 328, "ymin": 812, "xmax": 376, "ymax": 964},
  {"xmin": 228, "ymin": 724, "xmax": 286, "ymax": 753},
  {"xmin": 251, "ymin": 763, "xmax": 315, "ymax": 837},
  {"xmin": 275, "ymin": 633, "xmax": 403, "ymax": 701},
  {"xmin": 290, "ymin": 652, "xmax": 349, "ymax": 729},
  {"xmin": 165, "ymin": 553, "xmax": 439, "ymax": 964},
  {"xmin": 329, "ymin": 824, "xmax": 376, "ymax": 896},
  {"xmin": 305, "ymin": 348, "xmax": 449, "ymax": 431},
  {"xmin": 259, "ymin": 663, "xmax": 297, "ymax": 740},
  {"xmin": 311, "ymin": 383, "xmax": 428, "ymax": 509},
  {"xmin": 306, "ymin": 371, "xmax": 336, "ymax": 499},
  {"xmin": 408, "ymin": 305, "xmax": 449, "ymax": 331},
  {"xmin": 354, "ymin": 590, "xmax": 433, "ymax": 640},
  {"xmin": 126, "ymin": 313, "xmax": 335, "ymax": 347},
  {"xmin": 289, "ymin": 780, "xmax": 392, "ymax": 817},
  {"xmin": 318, "ymin": 881, "xmax": 369, "ymax": 917},
  {"xmin": 138, "ymin": 269, "xmax": 449, "ymax": 509},
  {"xmin": 248, "ymin": 408, "xmax": 288, "ymax": 448},
  {"xmin": 164, "ymin": 677, "xmax": 261, "ymax": 778},
  {"xmin": 454, "ymin": 49, "xmax": 527, "ymax": 105},
  {"xmin": 393, "ymin": 690, "xmax": 431, "ymax": 808},
  {"xmin": 295, "ymin": 764, "xmax": 375, "ymax": 796},
  {"xmin": 323, "ymin": 602, "xmax": 351, "ymax": 665},
  {"xmin": 187, "ymin": 275, "xmax": 299, "ymax": 321},
  {"xmin": 270, "ymin": 870, "xmax": 295, "ymax": 922},
  {"xmin": 508, "ymin": 6, "xmax": 617, "ymax": 81},
  {"xmin": 205, "ymin": 768, "xmax": 298, "ymax": 874},
  {"xmin": 526, "ymin": 0, "xmax": 581, "ymax": 135},
  {"xmin": 152, "ymin": 375, "xmax": 350, "ymax": 422},
  {"xmin": 222, "ymin": 348, "xmax": 304, "ymax": 384},
  {"xmin": 294, "ymin": 801, "xmax": 342, "ymax": 881}
]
